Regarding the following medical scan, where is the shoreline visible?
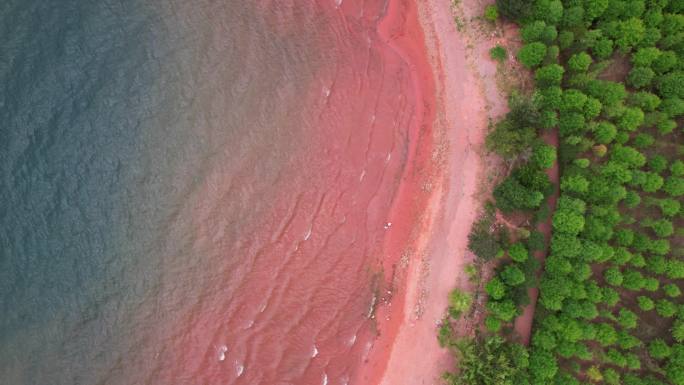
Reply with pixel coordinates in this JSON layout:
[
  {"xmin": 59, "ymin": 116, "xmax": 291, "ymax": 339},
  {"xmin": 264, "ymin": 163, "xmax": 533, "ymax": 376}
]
[{"xmin": 357, "ymin": 0, "xmax": 513, "ymax": 384}]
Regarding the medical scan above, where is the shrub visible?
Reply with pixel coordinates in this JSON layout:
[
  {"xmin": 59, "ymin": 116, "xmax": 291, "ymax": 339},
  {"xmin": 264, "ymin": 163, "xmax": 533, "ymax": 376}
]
[
  {"xmin": 558, "ymin": 30, "xmax": 574, "ymax": 50},
  {"xmin": 596, "ymin": 323, "xmax": 618, "ymax": 346},
  {"xmin": 586, "ymin": 366, "xmax": 603, "ymax": 382},
  {"xmin": 649, "ymin": 338, "xmax": 672, "ymax": 360},
  {"xmin": 484, "ymin": 4, "xmax": 499, "ymax": 21},
  {"xmin": 489, "ymin": 45, "xmax": 506, "ymax": 62},
  {"xmin": 446, "ymin": 334, "xmax": 529, "ymax": 385},
  {"xmin": 448, "ymin": 289, "xmax": 473, "ymax": 318},
  {"xmin": 518, "ymin": 42, "xmax": 547, "ymax": 68}
]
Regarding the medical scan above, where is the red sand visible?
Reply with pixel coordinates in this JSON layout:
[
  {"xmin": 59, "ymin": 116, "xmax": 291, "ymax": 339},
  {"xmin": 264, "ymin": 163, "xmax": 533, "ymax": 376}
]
[{"xmin": 357, "ymin": 0, "xmax": 515, "ymax": 384}]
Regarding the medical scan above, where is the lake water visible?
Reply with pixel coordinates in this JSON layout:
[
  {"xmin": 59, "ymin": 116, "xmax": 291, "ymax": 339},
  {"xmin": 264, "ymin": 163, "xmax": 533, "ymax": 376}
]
[{"xmin": 0, "ymin": 1, "xmax": 428, "ymax": 384}]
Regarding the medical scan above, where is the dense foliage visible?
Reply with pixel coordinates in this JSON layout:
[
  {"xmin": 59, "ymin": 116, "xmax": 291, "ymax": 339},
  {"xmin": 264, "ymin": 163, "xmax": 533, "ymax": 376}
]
[{"xmin": 446, "ymin": 1, "xmax": 684, "ymax": 384}]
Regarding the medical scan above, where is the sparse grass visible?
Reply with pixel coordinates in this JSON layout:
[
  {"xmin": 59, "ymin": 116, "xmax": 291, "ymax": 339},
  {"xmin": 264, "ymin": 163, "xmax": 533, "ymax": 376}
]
[{"xmin": 490, "ymin": 45, "xmax": 507, "ymax": 62}]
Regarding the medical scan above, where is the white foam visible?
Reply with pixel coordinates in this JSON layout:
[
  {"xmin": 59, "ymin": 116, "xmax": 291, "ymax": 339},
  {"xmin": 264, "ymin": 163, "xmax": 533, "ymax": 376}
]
[
  {"xmin": 322, "ymin": 373, "xmax": 328, "ymax": 385},
  {"xmin": 385, "ymin": 153, "xmax": 392, "ymax": 163},
  {"xmin": 312, "ymin": 345, "xmax": 319, "ymax": 358},
  {"xmin": 236, "ymin": 362, "xmax": 244, "ymax": 377},
  {"xmin": 304, "ymin": 227, "xmax": 312, "ymax": 241},
  {"xmin": 334, "ymin": 0, "xmax": 343, "ymax": 7},
  {"xmin": 323, "ymin": 87, "xmax": 331, "ymax": 98},
  {"xmin": 217, "ymin": 345, "xmax": 228, "ymax": 362},
  {"xmin": 383, "ymin": 222, "xmax": 392, "ymax": 230},
  {"xmin": 348, "ymin": 334, "xmax": 357, "ymax": 346},
  {"xmin": 359, "ymin": 170, "xmax": 366, "ymax": 182}
]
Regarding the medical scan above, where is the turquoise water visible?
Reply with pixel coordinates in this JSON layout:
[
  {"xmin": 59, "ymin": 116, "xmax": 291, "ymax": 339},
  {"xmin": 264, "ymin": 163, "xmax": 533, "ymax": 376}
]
[{"xmin": 0, "ymin": 1, "xmax": 423, "ymax": 384}]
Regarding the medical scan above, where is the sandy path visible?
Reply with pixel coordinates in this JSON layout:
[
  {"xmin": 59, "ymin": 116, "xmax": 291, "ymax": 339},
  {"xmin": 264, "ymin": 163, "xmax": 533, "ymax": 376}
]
[
  {"xmin": 513, "ymin": 129, "xmax": 560, "ymax": 345},
  {"xmin": 363, "ymin": 0, "xmax": 518, "ymax": 384}
]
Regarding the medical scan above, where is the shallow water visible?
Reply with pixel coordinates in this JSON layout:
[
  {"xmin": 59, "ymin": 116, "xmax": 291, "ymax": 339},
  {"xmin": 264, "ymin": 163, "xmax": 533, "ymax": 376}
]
[{"xmin": 0, "ymin": 1, "xmax": 424, "ymax": 384}]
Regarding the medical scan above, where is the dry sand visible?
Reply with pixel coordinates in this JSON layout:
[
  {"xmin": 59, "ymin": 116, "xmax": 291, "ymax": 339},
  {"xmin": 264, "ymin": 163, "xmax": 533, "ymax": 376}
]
[{"xmin": 360, "ymin": 0, "xmax": 521, "ymax": 383}]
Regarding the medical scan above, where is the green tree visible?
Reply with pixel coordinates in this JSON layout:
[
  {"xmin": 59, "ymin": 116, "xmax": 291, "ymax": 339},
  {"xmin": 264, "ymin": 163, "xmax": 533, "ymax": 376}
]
[
  {"xmin": 593, "ymin": 121, "xmax": 617, "ymax": 144},
  {"xmin": 501, "ymin": 264, "xmax": 526, "ymax": 286},
  {"xmin": 637, "ymin": 295, "xmax": 655, "ymax": 311},
  {"xmin": 595, "ymin": 323, "xmax": 618, "ymax": 346},
  {"xmin": 664, "ymin": 283, "xmax": 681, "ymax": 298},
  {"xmin": 657, "ymin": 299, "xmax": 677, "ymax": 318},
  {"xmin": 494, "ymin": 176, "xmax": 544, "ymax": 212},
  {"xmin": 531, "ymin": 142, "xmax": 556, "ymax": 169},
  {"xmin": 529, "ymin": 348, "xmax": 558, "ymax": 381},
  {"xmin": 627, "ymin": 66, "xmax": 655, "ymax": 88},
  {"xmin": 552, "ymin": 208, "xmax": 585, "ymax": 235},
  {"xmin": 535, "ymin": 64, "xmax": 565, "ymax": 87},
  {"xmin": 664, "ymin": 177, "xmax": 684, "ymax": 196},
  {"xmin": 673, "ymin": 320, "xmax": 684, "ymax": 343},
  {"xmin": 618, "ymin": 308, "xmax": 638, "ymax": 329},
  {"xmin": 622, "ymin": 269, "xmax": 645, "ymax": 291},
  {"xmin": 485, "ymin": 277, "xmax": 506, "ymax": 300},
  {"xmin": 643, "ymin": 218, "xmax": 674, "ymax": 238},
  {"xmin": 604, "ymin": 267, "xmax": 623, "ymax": 286},
  {"xmin": 517, "ymin": 42, "xmax": 547, "ymax": 68},
  {"xmin": 672, "ymin": 160, "xmax": 684, "ymax": 177},
  {"xmin": 632, "ymin": 47, "xmax": 661, "ymax": 67},
  {"xmin": 495, "ymin": 0, "xmax": 530, "ymax": 20},
  {"xmin": 649, "ymin": 338, "xmax": 672, "ymax": 359},
  {"xmin": 508, "ymin": 242, "xmax": 528, "ymax": 263},
  {"xmin": 567, "ymin": 52, "xmax": 592, "ymax": 72},
  {"xmin": 617, "ymin": 107, "xmax": 645, "ymax": 131}
]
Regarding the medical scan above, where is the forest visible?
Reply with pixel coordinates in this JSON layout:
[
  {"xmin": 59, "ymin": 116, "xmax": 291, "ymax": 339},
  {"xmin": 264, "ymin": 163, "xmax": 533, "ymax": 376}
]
[{"xmin": 440, "ymin": 0, "xmax": 684, "ymax": 384}]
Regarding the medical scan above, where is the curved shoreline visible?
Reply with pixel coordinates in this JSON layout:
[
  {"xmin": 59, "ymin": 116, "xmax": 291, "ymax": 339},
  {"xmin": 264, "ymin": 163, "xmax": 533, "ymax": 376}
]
[{"xmin": 359, "ymin": 0, "xmax": 514, "ymax": 383}]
